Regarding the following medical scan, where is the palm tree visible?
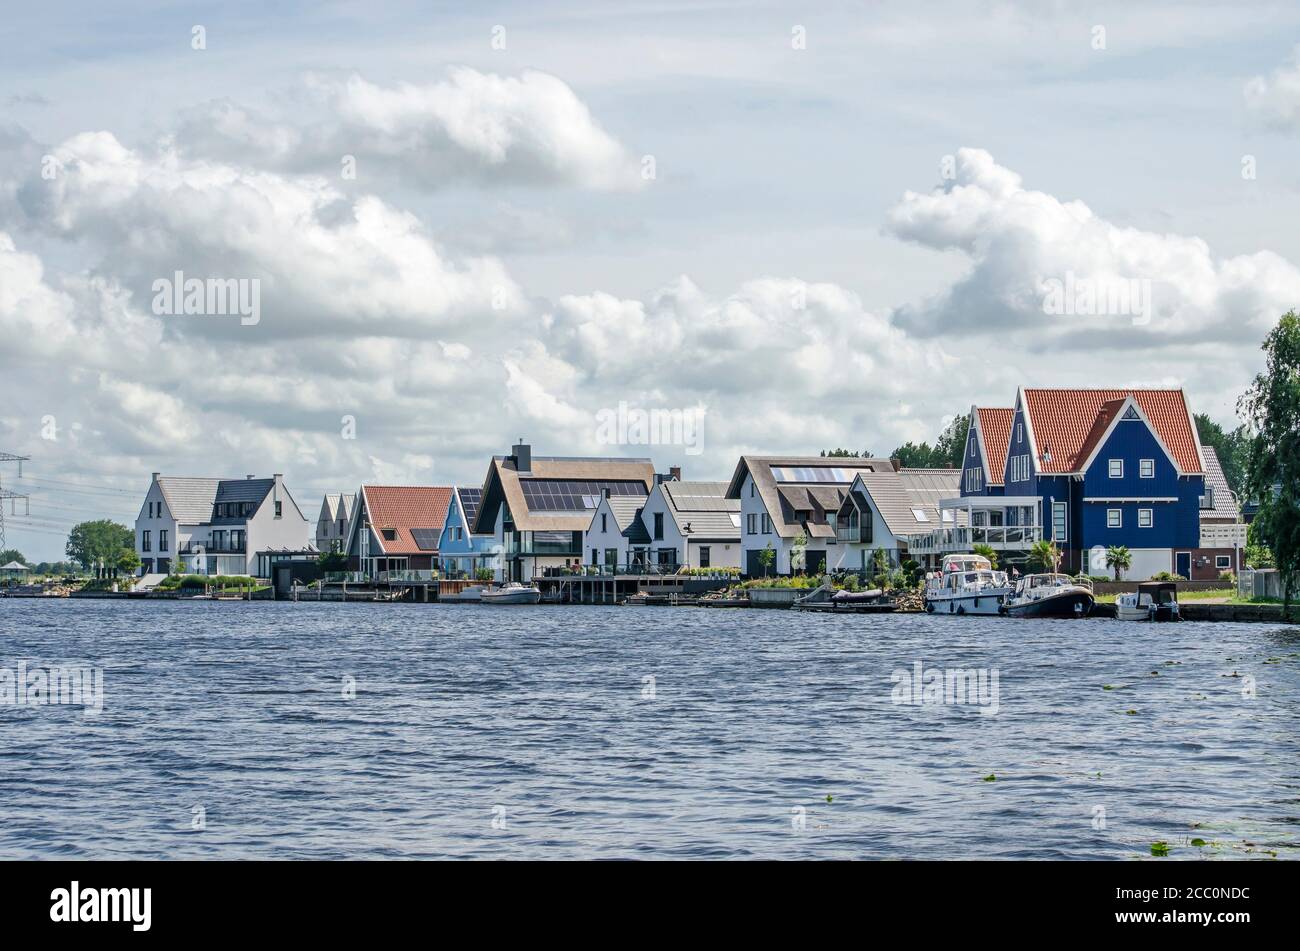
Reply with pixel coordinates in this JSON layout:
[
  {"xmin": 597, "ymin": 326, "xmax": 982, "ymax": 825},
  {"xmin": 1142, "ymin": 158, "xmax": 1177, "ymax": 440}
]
[
  {"xmin": 1026, "ymin": 540, "xmax": 1060, "ymax": 573},
  {"xmin": 972, "ymin": 543, "xmax": 999, "ymax": 569},
  {"xmin": 1105, "ymin": 545, "xmax": 1132, "ymax": 581}
]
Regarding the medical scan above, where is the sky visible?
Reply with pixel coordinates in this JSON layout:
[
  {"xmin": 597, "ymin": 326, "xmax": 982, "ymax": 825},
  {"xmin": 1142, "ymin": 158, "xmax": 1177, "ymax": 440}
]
[{"xmin": 3, "ymin": 0, "xmax": 1300, "ymax": 561}]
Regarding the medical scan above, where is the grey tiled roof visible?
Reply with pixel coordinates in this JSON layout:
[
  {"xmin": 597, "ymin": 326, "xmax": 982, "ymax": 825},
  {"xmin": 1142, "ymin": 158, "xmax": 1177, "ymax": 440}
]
[
  {"xmin": 156, "ymin": 477, "xmax": 222, "ymax": 525},
  {"xmin": 1200, "ymin": 446, "xmax": 1240, "ymax": 521},
  {"xmin": 606, "ymin": 496, "xmax": 651, "ymax": 543},
  {"xmin": 725, "ymin": 456, "xmax": 888, "ymax": 539},
  {"xmin": 661, "ymin": 480, "xmax": 741, "ymax": 540},
  {"xmin": 850, "ymin": 467, "xmax": 961, "ymax": 537}
]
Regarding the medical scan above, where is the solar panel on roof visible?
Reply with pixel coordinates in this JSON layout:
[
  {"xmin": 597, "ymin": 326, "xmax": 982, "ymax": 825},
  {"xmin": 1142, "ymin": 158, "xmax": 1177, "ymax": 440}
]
[
  {"xmin": 520, "ymin": 479, "xmax": 646, "ymax": 512},
  {"xmin": 410, "ymin": 528, "xmax": 440, "ymax": 551},
  {"xmin": 771, "ymin": 466, "xmax": 858, "ymax": 483}
]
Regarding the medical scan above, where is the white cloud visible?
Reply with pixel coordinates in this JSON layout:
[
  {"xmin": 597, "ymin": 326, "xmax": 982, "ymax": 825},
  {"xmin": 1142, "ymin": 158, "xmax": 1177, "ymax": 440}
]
[
  {"xmin": 173, "ymin": 68, "xmax": 644, "ymax": 192},
  {"xmin": 1245, "ymin": 46, "xmax": 1300, "ymax": 128},
  {"xmin": 885, "ymin": 148, "xmax": 1300, "ymax": 343}
]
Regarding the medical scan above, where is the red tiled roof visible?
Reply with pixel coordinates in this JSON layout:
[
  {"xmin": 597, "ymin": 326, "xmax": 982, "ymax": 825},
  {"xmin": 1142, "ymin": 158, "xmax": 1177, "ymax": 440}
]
[
  {"xmin": 1022, "ymin": 389, "xmax": 1202, "ymax": 475},
  {"xmin": 975, "ymin": 408, "xmax": 1014, "ymax": 485},
  {"xmin": 362, "ymin": 485, "xmax": 454, "ymax": 554}
]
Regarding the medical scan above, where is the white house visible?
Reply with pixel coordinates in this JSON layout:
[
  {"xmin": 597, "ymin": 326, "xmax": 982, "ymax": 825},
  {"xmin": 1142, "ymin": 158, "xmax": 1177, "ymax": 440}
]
[
  {"xmin": 582, "ymin": 494, "xmax": 651, "ymax": 571},
  {"xmin": 315, "ymin": 493, "xmax": 355, "ymax": 553},
  {"xmin": 638, "ymin": 480, "xmax": 740, "ymax": 570},
  {"xmin": 830, "ymin": 468, "xmax": 962, "ymax": 571},
  {"xmin": 135, "ymin": 472, "xmax": 311, "ymax": 577},
  {"xmin": 473, "ymin": 441, "xmax": 657, "ymax": 582},
  {"xmin": 725, "ymin": 456, "xmax": 893, "ymax": 576}
]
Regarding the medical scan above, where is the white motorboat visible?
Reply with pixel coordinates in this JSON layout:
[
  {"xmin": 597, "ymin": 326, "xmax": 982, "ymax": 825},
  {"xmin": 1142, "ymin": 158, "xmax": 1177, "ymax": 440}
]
[
  {"xmin": 479, "ymin": 582, "xmax": 542, "ymax": 605},
  {"xmin": 1115, "ymin": 581, "xmax": 1180, "ymax": 622},
  {"xmin": 1002, "ymin": 574, "xmax": 1095, "ymax": 618},
  {"xmin": 923, "ymin": 554, "xmax": 1012, "ymax": 616}
]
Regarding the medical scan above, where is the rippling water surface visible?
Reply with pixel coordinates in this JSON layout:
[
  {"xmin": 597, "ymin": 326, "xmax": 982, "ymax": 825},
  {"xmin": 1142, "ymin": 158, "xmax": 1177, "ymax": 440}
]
[{"xmin": 1, "ymin": 599, "xmax": 1297, "ymax": 859}]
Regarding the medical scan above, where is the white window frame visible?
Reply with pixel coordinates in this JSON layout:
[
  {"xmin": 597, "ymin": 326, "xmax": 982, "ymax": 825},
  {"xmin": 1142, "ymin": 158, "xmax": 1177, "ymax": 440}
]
[
  {"xmin": 1109, "ymin": 459, "xmax": 1124, "ymax": 479},
  {"xmin": 1016, "ymin": 423, "xmax": 1023, "ymax": 444},
  {"xmin": 1107, "ymin": 509, "xmax": 1122, "ymax": 529},
  {"xmin": 1052, "ymin": 502, "xmax": 1067, "ymax": 542},
  {"xmin": 1138, "ymin": 508, "xmax": 1153, "ymax": 528},
  {"xmin": 1139, "ymin": 458, "xmax": 1154, "ymax": 479},
  {"xmin": 1215, "ymin": 555, "xmax": 1231, "ymax": 570}
]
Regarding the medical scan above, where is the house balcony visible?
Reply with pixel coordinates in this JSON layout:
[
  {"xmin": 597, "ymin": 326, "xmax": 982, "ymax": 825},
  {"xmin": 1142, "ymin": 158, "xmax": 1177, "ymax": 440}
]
[
  {"xmin": 180, "ymin": 540, "xmax": 245, "ymax": 554},
  {"xmin": 907, "ymin": 496, "xmax": 1043, "ymax": 555}
]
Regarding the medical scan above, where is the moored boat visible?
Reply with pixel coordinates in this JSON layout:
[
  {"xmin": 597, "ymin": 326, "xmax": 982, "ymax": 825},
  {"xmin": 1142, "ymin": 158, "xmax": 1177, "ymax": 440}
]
[
  {"xmin": 480, "ymin": 582, "xmax": 542, "ymax": 605},
  {"xmin": 1002, "ymin": 573, "xmax": 1095, "ymax": 618},
  {"xmin": 923, "ymin": 554, "xmax": 1012, "ymax": 616},
  {"xmin": 1115, "ymin": 581, "xmax": 1180, "ymax": 622}
]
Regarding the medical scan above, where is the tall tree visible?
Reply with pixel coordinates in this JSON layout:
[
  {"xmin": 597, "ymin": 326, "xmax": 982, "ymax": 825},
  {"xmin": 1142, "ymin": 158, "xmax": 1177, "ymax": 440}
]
[
  {"xmin": 890, "ymin": 413, "xmax": 970, "ymax": 469},
  {"xmin": 1238, "ymin": 311, "xmax": 1300, "ymax": 612},
  {"xmin": 0, "ymin": 548, "xmax": 26, "ymax": 566},
  {"xmin": 66, "ymin": 520, "xmax": 133, "ymax": 577},
  {"xmin": 934, "ymin": 414, "xmax": 972, "ymax": 469},
  {"xmin": 1193, "ymin": 413, "xmax": 1249, "ymax": 495}
]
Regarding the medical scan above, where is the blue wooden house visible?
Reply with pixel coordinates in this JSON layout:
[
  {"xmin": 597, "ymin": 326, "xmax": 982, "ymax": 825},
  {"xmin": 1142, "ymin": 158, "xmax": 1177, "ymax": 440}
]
[
  {"xmin": 936, "ymin": 388, "xmax": 1209, "ymax": 578},
  {"xmin": 438, "ymin": 487, "xmax": 497, "ymax": 578}
]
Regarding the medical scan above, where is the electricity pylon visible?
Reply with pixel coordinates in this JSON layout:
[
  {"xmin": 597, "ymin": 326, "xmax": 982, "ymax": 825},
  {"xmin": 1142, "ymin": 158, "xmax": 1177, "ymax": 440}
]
[{"xmin": 0, "ymin": 452, "xmax": 31, "ymax": 551}]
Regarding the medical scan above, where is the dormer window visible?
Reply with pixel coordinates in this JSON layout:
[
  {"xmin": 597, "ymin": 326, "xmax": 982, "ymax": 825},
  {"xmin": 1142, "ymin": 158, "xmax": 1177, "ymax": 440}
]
[{"xmin": 382, "ymin": 528, "xmax": 397, "ymax": 541}]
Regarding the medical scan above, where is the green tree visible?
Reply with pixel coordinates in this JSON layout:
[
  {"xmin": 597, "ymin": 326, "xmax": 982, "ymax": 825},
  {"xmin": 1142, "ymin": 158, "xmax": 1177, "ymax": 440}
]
[
  {"xmin": 116, "ymin": 547, "xmax": 141, "ymax": 577},
  {"xmin": 972, "ymin": 543, "xmax": 999, "ymax": 569},
  {"xmin": 891, "ymin": 441, "xmax": 939, "ymax": 468},
  {"xmin": 819, "ymin": 448, "xmax": 872, "ymax": 458},
  {"xmin": 1105, "ymin": 545, "xmax": 1132, "ymax": 581},
  {"xmin": 66, "ymin": 520, "xmax": 133, "ymax": 577},
  {"xmin": 758, "ymin": 541, "xmax": 775, "ymax": 577},
  {"xmin": 1194, "ymin": 413, "xmax": 1249, "ymax": 495},
  {"xmin": 0, "ymin": 548, "xmax": 26, "ymax": 566},
  {"xmin": 934, "ymin": 414, "xmax": 972, "ymax": 469},
  {"xmin": 318, "ymin": 549, "xmax": 348, "ymax": 572},
  {"xmin": 1026, "ymin": 540, "xmax": 1061, "ymax": 573},
  {"xmin": 1239, "ymin": 311, "xmax": 1300, "ymax": 613}
]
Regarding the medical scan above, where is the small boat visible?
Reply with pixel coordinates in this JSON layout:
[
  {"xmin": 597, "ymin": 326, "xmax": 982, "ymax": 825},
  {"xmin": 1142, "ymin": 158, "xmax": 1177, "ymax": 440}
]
[
  {"xmin": 923, "ymin": 554, "xmax": 1012, "ymax": 616},
  {"xmin": 792, "ymin": 584, "xmax": 896, "ymax": 613},
  {"xmin": 1002, "ymin": 573, "xmax": 1095, "ymax": 618},
  {"xmin": 1116, "ymin": 581, "xmax": 1180, "ymax": 622},
  {"xmin": 480, "ymin": 582, "xmax": 542, "ymax": 605}
]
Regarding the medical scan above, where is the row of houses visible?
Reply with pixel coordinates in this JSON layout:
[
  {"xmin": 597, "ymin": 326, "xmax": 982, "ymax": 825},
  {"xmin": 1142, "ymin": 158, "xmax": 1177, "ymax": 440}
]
[{"xmin": 132, "ymin": 388, "xmax": 1248, "ymax": 583}]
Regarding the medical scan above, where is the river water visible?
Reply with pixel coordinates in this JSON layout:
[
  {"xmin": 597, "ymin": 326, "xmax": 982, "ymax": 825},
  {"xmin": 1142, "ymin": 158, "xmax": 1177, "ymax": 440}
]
[{"xmin": 1, "ymin": 599, "xmax": 1296, "ymax": 859}]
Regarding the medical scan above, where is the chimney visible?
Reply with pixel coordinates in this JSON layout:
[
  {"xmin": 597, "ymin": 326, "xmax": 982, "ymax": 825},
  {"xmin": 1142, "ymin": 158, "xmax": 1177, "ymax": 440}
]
[
  {"xmin": 512, "ymin": 439, "xmax": 531, "ymax": 473},
  {"xmin": 151, "ymin": 472, "xmax": 160, "ymax": 482},
  {"xmin": 669, "ymin": 466, "xmax": 682, "ymax": 481},
  {"xmin": 273, "ymin": 473, "xmax": 282, "ymax": 480},
  {"xmin": 890, "ymin": 457, "xmax": 901, "ymax": 472},
  {"xmin": 602, "ymin": 487, "xmax": 611, "ymax": 499},
  {"xmin": 246, "ymin": 474, "xmax": 255, "ymax": 480}
]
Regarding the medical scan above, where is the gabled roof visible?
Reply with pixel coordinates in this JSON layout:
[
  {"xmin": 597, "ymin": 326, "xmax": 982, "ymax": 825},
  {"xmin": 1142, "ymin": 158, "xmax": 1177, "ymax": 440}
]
[
  {"xmin": 973, "ymin": 407, "xmax": 1014, "ymax": 486},
  {"xmin": 455, "ymin": 487, "xmax": 484, "ymax": 532},
  {"xmin": 321, "ymin": 493, "xmax": 356, "ymax": 522},
  {"xmin": 1200, "ymin": 446, "xmax": 1240, "ymax": 521},
  {"xmin": 155, "ymin": 477, "xmax": 222, "ymax": 524},
  {"xmin": 358, "ymin": 485, "xmax": 454, "ymax": 555},
  {"xmin": 601, "ymin": 495, "xmax": 652, "ymax": 544},
  {"xmin": 725, "ymin": 456, "xmax": 887, "ymax": 539},
  {"xmin": 1020, "ymin": 388, "xmax": 1203, "ymax": 475},
  {"xmin": 846, "ymin": 467, "xmax": 962, "ymax": 538},
  {"xmin": 474, "ymin": 454, "xmax": 656, "ymax": 533},
  {"xmin": 210, "ymin": 478, "xmax": 276, "ymax": 524},
  {"xmin": 0, "ymin": 560, "xmax": 29, "ymax": 570},
  {"xmin": 659, "ymin": 480, "xmax": 740, "ymax": 540}
]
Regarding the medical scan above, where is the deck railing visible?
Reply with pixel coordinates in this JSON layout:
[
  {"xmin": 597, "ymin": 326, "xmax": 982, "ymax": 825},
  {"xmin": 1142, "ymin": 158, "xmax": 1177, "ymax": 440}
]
[{"xmin": 907, "ymin": 524, "xmax": 1043, "ymax": 554}]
